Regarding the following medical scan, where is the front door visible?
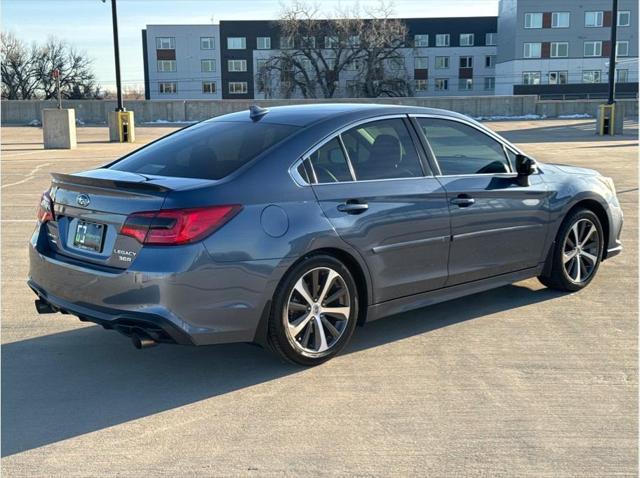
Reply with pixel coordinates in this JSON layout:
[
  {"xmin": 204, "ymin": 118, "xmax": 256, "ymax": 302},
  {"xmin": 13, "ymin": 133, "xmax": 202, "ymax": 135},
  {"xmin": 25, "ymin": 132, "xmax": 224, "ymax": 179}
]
[
  {"xmin": 414, "ymin": 116, "xmax": 550, "ymax": 286},
  {"xmin": 306, "ymin": 117, "xmax": 451, "ymax": 303}
]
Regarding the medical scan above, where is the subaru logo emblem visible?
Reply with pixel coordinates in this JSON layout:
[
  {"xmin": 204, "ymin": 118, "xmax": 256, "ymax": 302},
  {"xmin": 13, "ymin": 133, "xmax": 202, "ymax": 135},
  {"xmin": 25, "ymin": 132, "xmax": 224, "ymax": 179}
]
[{"xmin": 76, "ymin": 194, "xmax": 90, "ymax": 207}]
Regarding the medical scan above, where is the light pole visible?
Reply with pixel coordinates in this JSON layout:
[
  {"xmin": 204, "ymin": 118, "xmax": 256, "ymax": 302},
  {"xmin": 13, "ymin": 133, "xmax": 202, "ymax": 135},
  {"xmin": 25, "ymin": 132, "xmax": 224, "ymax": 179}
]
[
  {"xmin": 103, "ymin": 0, "xmax": 124, "ymax": 111},
  {"xmin": 607, "ymin": 0, "xmax": 619, "ymax": 105}
]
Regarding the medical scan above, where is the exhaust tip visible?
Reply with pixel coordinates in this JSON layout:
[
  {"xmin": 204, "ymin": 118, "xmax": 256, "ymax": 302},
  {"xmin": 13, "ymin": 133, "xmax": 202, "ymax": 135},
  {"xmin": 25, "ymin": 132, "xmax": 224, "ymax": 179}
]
[
  {"xmin": 35, "ymin": 299, "xmax": 57, "ymax": 314},
  {"xmin": 131, "ymin": 332, "xmax": 157, "ymax": 349}
]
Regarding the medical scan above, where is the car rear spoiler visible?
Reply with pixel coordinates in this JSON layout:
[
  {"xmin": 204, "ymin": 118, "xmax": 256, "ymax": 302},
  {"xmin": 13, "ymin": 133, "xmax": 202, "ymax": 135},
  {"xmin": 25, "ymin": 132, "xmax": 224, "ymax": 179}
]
[{"xmin": 51, "ymin": 172, "xmax": 171, "ymax": 193}]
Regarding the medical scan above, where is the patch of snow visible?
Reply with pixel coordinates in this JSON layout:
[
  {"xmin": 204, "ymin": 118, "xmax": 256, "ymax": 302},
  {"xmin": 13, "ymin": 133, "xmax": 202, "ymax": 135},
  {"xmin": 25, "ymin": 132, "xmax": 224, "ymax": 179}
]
[
  {"xmin": 76, "ymin": 118, "xmax": 85, "ymax": 126},
  {"xmin": 142, "ymin": 119, "xmax": 198, "ymax": 125},
  {"xmin": 557, "ymin": 113, "xmax": 592, "ymax": 119},
  {"xmin": 474, "ymin": 114, "xmax": 546, "ymax": 121},
  {"xmin": 28, "ymin": 119, "xmax": 41, "ymax": 126}
]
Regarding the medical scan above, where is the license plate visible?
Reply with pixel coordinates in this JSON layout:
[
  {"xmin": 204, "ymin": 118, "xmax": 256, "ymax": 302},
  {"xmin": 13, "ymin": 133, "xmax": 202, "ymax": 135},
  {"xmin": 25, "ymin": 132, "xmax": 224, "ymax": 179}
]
[{"xmin": 73, "ymin": 221, "xmax": 105, "ymax": 252}]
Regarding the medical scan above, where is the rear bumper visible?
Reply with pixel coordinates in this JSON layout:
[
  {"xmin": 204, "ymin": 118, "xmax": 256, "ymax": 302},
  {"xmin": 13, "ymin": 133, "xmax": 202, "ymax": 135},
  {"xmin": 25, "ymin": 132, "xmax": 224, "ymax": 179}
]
[{"xmin": 28, "ymin": 228, "xmax": 290, "ymax": 346}]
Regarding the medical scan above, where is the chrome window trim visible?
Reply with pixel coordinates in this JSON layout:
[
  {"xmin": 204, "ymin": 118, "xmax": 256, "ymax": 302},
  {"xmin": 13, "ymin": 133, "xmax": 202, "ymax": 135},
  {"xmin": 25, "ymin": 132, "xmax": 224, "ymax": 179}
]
[
  {"xmin": 289, "ymin": 114, "xmax": 429, "ymax": 186},
  {"xmin": 409, "ymin": 113, "xmax": 537, "ymax": 178}
]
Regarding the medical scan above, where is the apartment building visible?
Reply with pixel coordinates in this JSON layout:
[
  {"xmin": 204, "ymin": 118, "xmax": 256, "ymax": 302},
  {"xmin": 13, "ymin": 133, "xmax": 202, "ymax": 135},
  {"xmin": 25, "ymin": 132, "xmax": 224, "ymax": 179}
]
[
  {"xmin": 142, "ymin": 24, "xmax": 222, "ymax": 99},
  {"xmin": 495, "ymin": 0, "xmax": 638, "ymax": 97}
]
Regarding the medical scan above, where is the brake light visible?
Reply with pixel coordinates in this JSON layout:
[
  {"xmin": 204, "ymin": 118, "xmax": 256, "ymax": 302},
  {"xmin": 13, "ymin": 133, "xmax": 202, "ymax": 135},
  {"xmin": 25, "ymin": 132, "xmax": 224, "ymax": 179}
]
[
  {"xmin": 36, "ymin": 191, "xmax": 54, "ymax": 223},
  {"xmin": 120, "ymin": 205, "xmax": 242, "ymax": 245}
]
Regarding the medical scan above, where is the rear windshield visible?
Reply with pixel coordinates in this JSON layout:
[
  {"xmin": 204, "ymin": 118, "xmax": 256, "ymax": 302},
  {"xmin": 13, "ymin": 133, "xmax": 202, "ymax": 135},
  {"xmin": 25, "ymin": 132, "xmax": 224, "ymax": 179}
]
[{"xmin": 111, "ymin": 121, "xmax": 299, "ymax": 180}]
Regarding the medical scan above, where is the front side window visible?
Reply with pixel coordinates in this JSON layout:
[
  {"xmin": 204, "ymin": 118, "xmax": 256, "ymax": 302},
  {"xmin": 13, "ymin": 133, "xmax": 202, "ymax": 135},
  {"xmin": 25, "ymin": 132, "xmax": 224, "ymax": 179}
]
[
  {"xmin": 308, "ymin": 138, "xmax": 353, "ymax": 183},
  {"xmin": 459, "ymin": 56, "xmax": 473, "ymax": 68},
  {"xmin": 585, "ymin": 11, "xmax": 603, "ymax": 27},
  {"xmin": 435, "ymin": 34, "xmax": 450, "ymax": 47},
  {"xmin": 418, "ymin": 118, "xmax": 510, "ymax": 175},
  {"xmin": 435, "ymin": 78, "xmax": 448, "ymax": 90},
  {"xmin": 200, "ymin": 37, "xmax": 215, "ymax": 50},
  {"xmin": 460, "ymin": 33, "xmax": 474, "ymax": 46},
  {"xmin": 584, "ymin": 41, "xmax": 602, "ymax": 57},
  {"xmin": 202, "ymin": 81, "xmax": 216, "ymax": 94},
  {"xmin": 228, "ymin": 81, "xmax": 248, "ymax": 94},
  {"xmin": 618, "ymin": 11, "xmax": 631, "ymax": 27},
  {"xmin": 414, "ymin": 57, "xmax": 428, "ymax": 69},
  {"xmin": 551, "ymin": 42, "xmax": 568, "ymax": 58},
  {"xmin": 414, "ymin": 34, "xmax": 428, "ymax": 47},
  {"xmin": 435, "ymin": 56, "xmax": 449, "ymax": 69},
  {"xmin": 523, "ymin": 42, "xmax": 542, "ymax": 58},
  {"xmin": 485, "ymin": 33, "xmax": 496, "ymax": 46},
  {"xmin": 552, "ymin": 12, "xmax": 570, "ymax": 28},
  {"xmin": 548, "ymin": 71, "xmax": 568, "ymax": 84},
  {"xmin": 582, "ymin": 70, "xmax": 601, "ymax": 83},
  {"xmin": 616, "ymin": 41, "xmax": 629, "ymax": 57},
  {"xmin": 228, "ymin": 59, "xmax": 247, "ymax": 72},
  {"xmin": 156, "ymin": 37, "xmax": 175, "ymax": 49},
  {"xmin": 157, "ymin": 60, "xmax": 176, "ymax": 72},
  {"xmin": 158, "ymin": 82, "xmax": 177, "ymax": 94},
  {"xmin": 257, "ymin": 37, "xmax": 271, "ymax": 49},
  {"xmin": 201, "ymin": 59, "xmax": 216, "ymax": 72},
  {"xmin": 522, "ymin": 71, "xmax": 541, "ymax": 85},
  {"xmin": 112, "ymin": 121, "xmax": 298, "ymax": 180},
  {"xmin": 340, "ymin": 119, "xmax": 423, "ymax": 181},
  {"xmin": 524, "ymin": 13, "xmax": 543, "ymax": 29},
  {"xmin": 227, "ymin": 37, "xmax": 246, "ymax": 49}
]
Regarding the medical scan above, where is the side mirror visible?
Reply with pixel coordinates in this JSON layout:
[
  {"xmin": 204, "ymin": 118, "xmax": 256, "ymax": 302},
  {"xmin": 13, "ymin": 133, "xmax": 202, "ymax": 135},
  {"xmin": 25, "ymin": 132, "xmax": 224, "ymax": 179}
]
[{"xmin": 515, "ymin": 154, "xmax": 538, "ymax": 186}]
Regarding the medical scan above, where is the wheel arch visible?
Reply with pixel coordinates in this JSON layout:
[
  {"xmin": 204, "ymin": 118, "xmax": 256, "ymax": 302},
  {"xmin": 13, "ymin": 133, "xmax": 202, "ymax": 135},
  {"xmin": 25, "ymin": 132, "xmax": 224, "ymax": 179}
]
[{"xmin": 565, "ymin": 198, "xmax": 610, "ymax": 259}]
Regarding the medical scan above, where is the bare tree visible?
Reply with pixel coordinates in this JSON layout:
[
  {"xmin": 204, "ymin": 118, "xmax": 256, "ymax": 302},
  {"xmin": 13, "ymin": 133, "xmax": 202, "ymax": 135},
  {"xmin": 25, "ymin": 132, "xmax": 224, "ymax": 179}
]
[
  {"xmin": 1, "ymin": 32, "xmax": 39, "ymax": 99},
  {"xmin": 256, "ymin": 1, "xmax": 412, "ymax": 99}
]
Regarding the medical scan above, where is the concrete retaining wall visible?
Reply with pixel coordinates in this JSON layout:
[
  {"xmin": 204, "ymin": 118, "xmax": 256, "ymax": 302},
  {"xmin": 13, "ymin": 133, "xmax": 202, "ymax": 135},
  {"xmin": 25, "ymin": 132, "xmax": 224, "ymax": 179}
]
[{"xmin": 1, "ymin": 96, "xmax": 637, "ymax": 125}]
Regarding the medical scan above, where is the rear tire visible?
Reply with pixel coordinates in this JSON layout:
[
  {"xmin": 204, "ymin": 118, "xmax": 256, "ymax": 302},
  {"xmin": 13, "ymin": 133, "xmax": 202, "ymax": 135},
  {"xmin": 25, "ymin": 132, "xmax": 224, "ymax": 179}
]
[
  {"xmin": 268, "ymin": 255, "xmax": 358, "ymax": 366},
  {"xmin": 538, "ymin": 208, "xmax": 604, "ymax": 292}
]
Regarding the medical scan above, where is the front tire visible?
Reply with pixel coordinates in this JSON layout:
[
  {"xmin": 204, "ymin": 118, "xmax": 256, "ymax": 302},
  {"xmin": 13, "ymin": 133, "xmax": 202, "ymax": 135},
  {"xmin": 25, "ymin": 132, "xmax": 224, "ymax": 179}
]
[
  {"xmin": 268, "ymin": 255, "xmax": 359, "ymax": 366},
  {"xmin": 538, "ymin": 208, "xmax": 604, "ymax": 291}
]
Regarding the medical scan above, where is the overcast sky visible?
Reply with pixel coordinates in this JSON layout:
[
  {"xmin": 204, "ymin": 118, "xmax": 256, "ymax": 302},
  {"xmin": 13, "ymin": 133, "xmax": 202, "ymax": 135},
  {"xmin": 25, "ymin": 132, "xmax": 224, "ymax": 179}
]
[{"xmin": 2, "ymin": 0, "xmax": 498, "ymax": 90}]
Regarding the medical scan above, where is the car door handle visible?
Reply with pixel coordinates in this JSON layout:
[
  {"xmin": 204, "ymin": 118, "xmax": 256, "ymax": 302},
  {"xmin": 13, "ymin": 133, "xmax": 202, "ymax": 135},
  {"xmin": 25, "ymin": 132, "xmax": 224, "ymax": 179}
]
[
  {"xmin": 337, "ymin": 201, "xmax": 369, "ymax": 214},
  {"xmin": 450, "ymin": 195, "xmax": 475, "ymax": 207}
]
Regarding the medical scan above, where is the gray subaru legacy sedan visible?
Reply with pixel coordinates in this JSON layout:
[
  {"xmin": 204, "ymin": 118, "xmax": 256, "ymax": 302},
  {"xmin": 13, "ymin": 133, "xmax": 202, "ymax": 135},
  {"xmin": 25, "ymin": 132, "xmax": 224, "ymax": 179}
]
[{"xmin": 28, "ymin": 104, "xmax": 623, "ymax": 365}]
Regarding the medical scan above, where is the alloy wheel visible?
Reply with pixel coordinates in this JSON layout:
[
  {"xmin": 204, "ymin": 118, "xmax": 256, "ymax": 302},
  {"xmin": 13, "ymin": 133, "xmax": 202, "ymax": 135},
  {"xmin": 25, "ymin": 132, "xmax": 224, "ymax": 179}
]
[
  {"xmin": 283, "ymin": 267, "xmax": 351, "ymax": 354},
  {"xmin": 562, "ymin": 218, "xmax": 600, "ymax": 283}
]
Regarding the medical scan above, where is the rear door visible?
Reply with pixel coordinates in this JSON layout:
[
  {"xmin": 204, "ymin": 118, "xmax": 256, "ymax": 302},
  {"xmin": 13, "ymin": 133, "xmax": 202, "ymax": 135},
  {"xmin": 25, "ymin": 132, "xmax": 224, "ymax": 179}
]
[
  {"xmin": 305, "ymin": 116, "xmax": 450, "ymax": 304},
  {"xmin": 413, "ymin": 115, "xmax": 550, "ymax": 286}
]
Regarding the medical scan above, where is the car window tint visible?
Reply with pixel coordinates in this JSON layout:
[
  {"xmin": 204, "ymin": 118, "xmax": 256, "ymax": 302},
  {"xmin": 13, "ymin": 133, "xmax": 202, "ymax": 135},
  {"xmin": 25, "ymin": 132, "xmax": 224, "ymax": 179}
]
[
  {"xmin": 308, "ymin": 137, "xmax": 353, "ymax": 183},
  {"xmin": 111, "ymin": 121, "xmax": 298, "ymax": 180},
  {"xmin": 341, "ymin": 119, "xmax": 423, "ymax": 181},
  {"xmin": 418, "ymin": 118, "xmax": 510, "ymax": 175}
]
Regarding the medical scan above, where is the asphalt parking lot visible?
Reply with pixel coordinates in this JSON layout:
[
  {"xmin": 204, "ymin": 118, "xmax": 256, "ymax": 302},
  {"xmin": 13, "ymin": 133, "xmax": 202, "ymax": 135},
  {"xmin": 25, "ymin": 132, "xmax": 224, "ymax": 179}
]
[{"xmin": 2, "ymin": 119, "xmax": 638, "ymax": 477}]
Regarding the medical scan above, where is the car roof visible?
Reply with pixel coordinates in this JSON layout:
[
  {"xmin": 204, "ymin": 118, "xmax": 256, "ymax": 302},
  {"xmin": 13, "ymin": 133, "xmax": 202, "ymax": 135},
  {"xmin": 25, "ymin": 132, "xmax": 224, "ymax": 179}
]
[{"xmin": 207, "ymin": 103, "xmax": 470, "ymax": 128}]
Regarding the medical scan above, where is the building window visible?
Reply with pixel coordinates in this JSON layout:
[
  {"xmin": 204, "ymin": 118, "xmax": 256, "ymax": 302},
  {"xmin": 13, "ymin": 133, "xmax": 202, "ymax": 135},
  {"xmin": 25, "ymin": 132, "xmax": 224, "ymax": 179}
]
[
  {"xmin": 522, "ymin": 71, "xmax": 541, "ymax": 85},
  {"xmin": 202, "ymin": 81, "xmax": 216, "ymax": 94},
  {"xmin": 415, "ymin": 79, "xmax": 427, "ymax": 91},
  {"xmin": 435, "ymin": 34, "xmax": 450, "ymax": 47},
  {"xmin": 458, "ymin": 78, "xmax": 473, "ymax": 90},
  {"xmin": 227, "ymin": 37, "xmax": 246, "ymax": 49},
  {"xmin": 582, "ymin": 70, "xmax": 601, "ymax": 83},
  {"xmin": 524, "ymin": 13, "xmax": 543, "ymax": 29},
  {"xmin": 414, "ymin": 57, "xmax": 428, "ymax": 69},
  {"xmin": 548, "ymin": 71, "xmax": 568, "ymax": 84},
  {"xmin": 485, "ymin": 55, "xmax": 495, "ymax": 67},
  {"xmin": 156, "ymin": 37, "xmax": 175, "ymax": 49},
  {"xmin": 200, "ymin": 37, "xmax": 215, "ymax": 50},
  {"xmin": 280, "ymin": 36, "xmax": 294, "ymax": 49},
  {"xmin": 523, "ymin": 42, "xmax": 542, "ymax": 58},
  {"xmin": 551, "ymin": 12, "xmax": 570, "ymax": 28},
  {"xmin": 227, "ymin": 59, "xmax": 247, "ymax": 72},
  {"xmin": 435, "ymin": 56, "xmax": 449, "ymax": 69},
  {"xmin": 435, "ymin": 78, "xmax": 448, "ymax": 90},
  {"xmin": 228, "ymin": 81, "xmax": 248, "ymax": 94},
  {"xmin": 617, "ymin": 11, "xmax": 631, "ymax": 27},
  {"xmin": 460, "ymin": 33, "xmax": 474, "ymax": 46},
  {"xmin": 414, "ymin": 34, "xmax": 428, "ymax": 47},
  {"xmin": 302, "ymin": 36, "xmax": 316, "ymax": 48},
  {"xmin": 256, "ymin": 58, "xmax": 268, "ymax": 72},
  {"xmin": 158, "ymin": 82, "xmax": 177, "ymax": 94},
  {"xmin": 616, "ymin": 69, "xmax": 629, "ymax": 82},
  {"xmin": 584, "ymin": 41, "xmax": 602, "ymax": 57},
  {"xmin": 348, "ymin": 35, "xmax": 360, "ymax": 48},
  {"xmin": 344, "ymin": 59, "xmax": 361, "ymax": 71},
  {"xmin": 484, "ymin": 77, "xmax": 495, "ymax": 90},
  {"xmin": 389, "ymin": 57, "xmax": 404, "ymax": 70},
  {"xmin": 459, "ymin": 56, "xmax": 473, "ymax": 68},
  {"xmin": 585, "ymin": 11, "xmax": 603, "ymax": 27},
  {"xmin": 201, "ymin": 59, "xmax": 216, "ymax": 72},
  {"xmin": 616, "ymin": 41, "xmax": 629, "ymax": 57},
  {"xmin": 325, "ymin": 36, "xmax": 339, "ymax": 48},
  {"xmin": 550, "ymin": 42, "xmax": 569, "ymax": 58},
  {"xmin": 485, "ymin": 33, "xmax": 496, "ymax": 46},
  {"xmin": 157, "ymin": 60, "xmax": 176, "ymax": 72},
  {"xmin": 257, "ymin": 37, "xmax": 271, "ymax": 49}
]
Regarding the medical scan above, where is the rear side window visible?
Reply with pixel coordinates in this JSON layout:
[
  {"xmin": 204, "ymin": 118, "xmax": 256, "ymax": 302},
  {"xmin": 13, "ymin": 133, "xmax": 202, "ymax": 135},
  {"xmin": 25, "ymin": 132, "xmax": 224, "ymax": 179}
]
[
  {"xmin": 111, "ymin": 121, "xmax": 299, "ymax": 180},
  {"xmin": 341, "ymin": 119, "xmax": 423, "ymax": 180},
  {"xmin": 417, "ymin": 118, "xmax": 511, "ymax": 175},
  {"xmin": 308, "ymin": 138, "xmax": 353, "ymax": 183}
]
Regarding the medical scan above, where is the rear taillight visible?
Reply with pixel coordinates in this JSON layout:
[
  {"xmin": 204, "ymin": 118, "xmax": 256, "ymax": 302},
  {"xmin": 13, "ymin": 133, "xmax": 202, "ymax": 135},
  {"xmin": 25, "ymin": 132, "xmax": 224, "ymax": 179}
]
[
  {"xmin": 120, "ymin": 205, "xmax": 242, "ymax": 245},
  {"xmin": 36, "ymin": 191, "xmax": 54, "ymax": 223}
]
